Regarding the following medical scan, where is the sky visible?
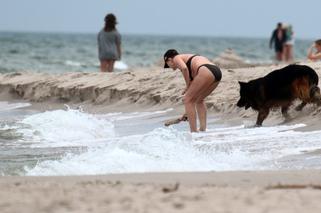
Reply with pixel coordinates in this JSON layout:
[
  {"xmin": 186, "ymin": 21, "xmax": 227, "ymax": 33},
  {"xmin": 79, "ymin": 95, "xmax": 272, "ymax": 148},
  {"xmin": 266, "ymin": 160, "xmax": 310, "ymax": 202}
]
[{"xmin": 0, "ymin": 0, "xmax": 320, "ymax": 39}]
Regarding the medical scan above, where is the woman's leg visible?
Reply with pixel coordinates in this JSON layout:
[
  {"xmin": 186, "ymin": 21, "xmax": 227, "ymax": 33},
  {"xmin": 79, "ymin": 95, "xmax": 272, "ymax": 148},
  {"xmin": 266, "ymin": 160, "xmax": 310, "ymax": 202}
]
[
  {"xmin": 196, "ymin": 81, "xmax": 220, "ymax": 131},
  {"xmin": 100, "ymin": 60, "xmax": 115, "ymax": 72},
  {"xmin": 107, "ymin": 60, "xmax": 115, "ymax": 72},
  {"xmin": 283, "ymin": 45, "xmax": 287, "ymax": 61},
  {"xmin": 100, "ymin": 60, "xmax": 108, "ymax": 72},
  {"xmin": 184, "ymin": 69, "xmax": 214, "ymax": 132},
  {"xmin": 276, "ymin": 51, "xmax": 282, "ymax": 61},
  {"xmin": 195, "ymin": 100, "xmax": 207, "ymax": 131},
  {"xmin": 284, "ymin": 44, "xmax": 294, "ymax": 62}
]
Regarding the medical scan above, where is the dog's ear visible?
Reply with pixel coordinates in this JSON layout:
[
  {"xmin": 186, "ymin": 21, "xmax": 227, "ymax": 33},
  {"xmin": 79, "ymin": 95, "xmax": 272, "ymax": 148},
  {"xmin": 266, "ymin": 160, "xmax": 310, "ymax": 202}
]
[{"xmin": 238, "ymin": 81, "xmax": 246, "ymax": 87}]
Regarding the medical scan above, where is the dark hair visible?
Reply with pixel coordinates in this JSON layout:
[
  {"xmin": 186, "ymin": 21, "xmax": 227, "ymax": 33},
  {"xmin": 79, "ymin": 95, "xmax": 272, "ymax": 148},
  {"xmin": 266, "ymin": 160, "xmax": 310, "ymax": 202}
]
[
  {"xmin": 163, "ymin": 49, "xmax": 179, "ymax": 68},
  {"xmin": 104, "ymin": 13, "xmax": 117, "ymax": 32},
  {"xmin": 277, "ymin": 22, "xmax": 282, "ymax": 28},
  {"xmin": 315, "ymin": 39, "xmax": 321, "ymax": 46}
]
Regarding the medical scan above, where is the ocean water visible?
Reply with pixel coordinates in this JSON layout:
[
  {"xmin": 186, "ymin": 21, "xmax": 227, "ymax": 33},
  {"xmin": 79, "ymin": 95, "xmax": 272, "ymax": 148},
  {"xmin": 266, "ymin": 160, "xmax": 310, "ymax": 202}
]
[
  {"xmin": 1, "ymin": 101, "xmax": 321, "ymax": 176},
  {"xmin": 0, "ymin": 31, "xmax": 313, "ymax": 73}
]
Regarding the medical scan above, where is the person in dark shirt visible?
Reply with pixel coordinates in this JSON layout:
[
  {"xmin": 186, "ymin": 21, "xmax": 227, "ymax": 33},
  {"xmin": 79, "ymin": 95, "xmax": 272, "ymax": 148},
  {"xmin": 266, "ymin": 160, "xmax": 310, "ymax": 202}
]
[{"xmin": 269, "ymin": 23, "xmax": 286, "ymax": 61}]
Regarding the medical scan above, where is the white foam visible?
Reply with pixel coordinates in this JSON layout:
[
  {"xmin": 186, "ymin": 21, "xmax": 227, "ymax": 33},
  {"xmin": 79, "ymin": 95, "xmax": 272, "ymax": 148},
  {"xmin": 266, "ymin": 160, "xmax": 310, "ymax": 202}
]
[
  {"xmin": 17, "ymin": 108, "xmax": 115, "ymax": 147},
  {"xmin": 99, "ymin": 108, "xmax": 173, "ymax": 121},
  {"xmin": 93, "ymin": 60, "xmax": 128, "ymax": 70},
  {"xmin": 24, "ymin": 119, "xmax": 321, "ymax": 176},
  {"xmin": 10, "ymin": 108, "xmax": 321, "ymax": 176},
  {"xmin": 26, "ymin": 128, "xmax": 237, "ymax": 175},
  {"xmin": 64, "ymin": 60, "xmax": 86, "ymax": 67},
  {"xmin": 0, "ymin": 101, "xmax": 31, "ymax": 112},
  {"xmin": 114, "ymin": 61, "xmax": 128, "ymax": 70}
]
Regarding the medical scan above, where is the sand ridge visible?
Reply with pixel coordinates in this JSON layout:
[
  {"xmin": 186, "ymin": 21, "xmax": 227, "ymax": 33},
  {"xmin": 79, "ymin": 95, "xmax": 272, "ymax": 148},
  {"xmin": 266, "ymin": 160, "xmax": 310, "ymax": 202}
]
[{"xmin": 1, "ymin": 61, "xmax": 321, "ymax": 127}]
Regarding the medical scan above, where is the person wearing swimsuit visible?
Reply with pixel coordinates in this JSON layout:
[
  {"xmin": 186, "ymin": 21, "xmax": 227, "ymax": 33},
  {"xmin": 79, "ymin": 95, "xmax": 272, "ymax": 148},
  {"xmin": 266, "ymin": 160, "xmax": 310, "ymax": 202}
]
[
  {"xmin": 307, "ymin": 39, "xmax": 321, "ymax": 61},
  {"xmin": 163, "ymin": 49, "xmax": 222, "ymax": 132}
]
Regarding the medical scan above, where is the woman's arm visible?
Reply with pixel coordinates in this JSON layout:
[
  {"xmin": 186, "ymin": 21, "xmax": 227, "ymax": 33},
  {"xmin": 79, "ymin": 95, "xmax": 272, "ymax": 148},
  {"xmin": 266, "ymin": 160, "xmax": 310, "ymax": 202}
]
[
  {"xmin": 117, "ymin": 44, "xmax": 122, "ymax": 60},
  {"xmin": 173, "ymin": 56, "xmax": 190, "ymax": 88},
  {"xmin": 269, "ymin": 31, "xmax": 275, "ymax": 49},
  {"xmin": 116, "ymin": 32, "xmax": 122, "ymax": 60}
]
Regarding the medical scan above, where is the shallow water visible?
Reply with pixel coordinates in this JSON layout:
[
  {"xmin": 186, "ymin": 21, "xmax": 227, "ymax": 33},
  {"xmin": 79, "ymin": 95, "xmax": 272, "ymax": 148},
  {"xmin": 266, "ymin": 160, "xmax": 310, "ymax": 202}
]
[{"xmin": 1, "ymin": 101, "xmax": 321, "ymax": 176}]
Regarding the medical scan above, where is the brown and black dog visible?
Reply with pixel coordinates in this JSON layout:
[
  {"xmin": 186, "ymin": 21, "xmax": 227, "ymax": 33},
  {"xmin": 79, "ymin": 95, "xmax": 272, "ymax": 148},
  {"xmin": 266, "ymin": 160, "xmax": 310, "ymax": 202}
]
[{"xmin": 237, "ymin": 64, "xmax": 321, "ymax": 126}]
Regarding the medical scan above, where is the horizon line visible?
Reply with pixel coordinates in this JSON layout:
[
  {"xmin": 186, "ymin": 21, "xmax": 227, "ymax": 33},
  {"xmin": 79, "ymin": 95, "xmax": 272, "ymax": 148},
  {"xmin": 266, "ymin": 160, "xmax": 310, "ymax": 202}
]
[{"xmin": 0, "ymin": 29, "xmax": 316, "ymax": 41}]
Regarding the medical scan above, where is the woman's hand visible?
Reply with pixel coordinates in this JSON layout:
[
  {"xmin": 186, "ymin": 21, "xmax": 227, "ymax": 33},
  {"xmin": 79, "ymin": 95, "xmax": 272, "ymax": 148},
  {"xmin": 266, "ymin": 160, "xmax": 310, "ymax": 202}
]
[
  {"xmin": 180, "ymin": 114, "xmax": 188, "ymax": 121},
  {"xmin": 182, "ymin": 87, "xmax": 188, "ymax": 95}
]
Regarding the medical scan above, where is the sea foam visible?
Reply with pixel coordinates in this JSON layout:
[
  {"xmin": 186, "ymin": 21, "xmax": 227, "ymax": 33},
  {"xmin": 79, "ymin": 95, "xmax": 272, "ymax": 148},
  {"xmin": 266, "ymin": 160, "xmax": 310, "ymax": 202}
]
[{"xmin": 22, "ymin": 109, "xmax": 321, "ymax": 175}]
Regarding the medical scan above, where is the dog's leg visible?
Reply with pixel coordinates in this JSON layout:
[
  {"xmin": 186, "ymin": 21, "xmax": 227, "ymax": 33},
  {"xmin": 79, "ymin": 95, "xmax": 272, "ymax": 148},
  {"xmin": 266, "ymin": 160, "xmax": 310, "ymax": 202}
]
[
  {"xmin": 310, "ymin": 85, "xmax": 321, "ymax": 106},
  {"xmin": 295, "ymin": 101, "xmax": 307, "ymax": 111},
  {"xmin": 281, "ymin": 105, "xmax": 291, "ymax": 121},
  {"xmin": 296, "ymin": 85, "xmax": 321, "ymax": 110},
  {"xmin": 281, "ymin": 104, "xmax": 293, "ymax": 123},
  {"xmin": 255, "ymin": 108, "xmax": 270, "ymax": 127}
]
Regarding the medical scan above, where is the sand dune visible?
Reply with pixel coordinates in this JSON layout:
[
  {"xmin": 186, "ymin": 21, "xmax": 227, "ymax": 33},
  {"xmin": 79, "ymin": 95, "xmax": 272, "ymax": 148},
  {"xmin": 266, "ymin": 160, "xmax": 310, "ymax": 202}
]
[
  {"xmin": 0, "ymin": 68, "xmax": 184, "ymax": 107},
  {"xmin": 1, "ymin": 61, "xmax": 321, "ymax": 127},
  {"xmin": 212, "ymin": 48, "xmax": 255, "ymax": 68}
]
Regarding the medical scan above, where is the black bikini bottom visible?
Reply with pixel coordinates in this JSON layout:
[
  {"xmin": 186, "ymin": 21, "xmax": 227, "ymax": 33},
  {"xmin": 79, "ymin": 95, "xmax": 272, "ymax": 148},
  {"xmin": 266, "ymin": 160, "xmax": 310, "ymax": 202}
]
[{"xmin": 198, "ymin": 64, "xmax": 222, "ymax": 82}]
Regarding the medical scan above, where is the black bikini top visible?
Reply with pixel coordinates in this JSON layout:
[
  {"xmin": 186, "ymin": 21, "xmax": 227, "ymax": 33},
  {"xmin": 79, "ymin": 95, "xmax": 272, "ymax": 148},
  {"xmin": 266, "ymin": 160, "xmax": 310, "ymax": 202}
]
[{"xmin": 186, "ymin": 55, "xmax": 199, "ymax": 81}]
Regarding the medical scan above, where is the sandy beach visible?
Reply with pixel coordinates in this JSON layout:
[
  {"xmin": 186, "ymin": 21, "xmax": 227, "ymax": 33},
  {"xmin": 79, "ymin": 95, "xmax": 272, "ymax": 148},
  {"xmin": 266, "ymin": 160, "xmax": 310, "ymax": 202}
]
[
  {"xmin": 2, "ymin": 0, "xmax": 321, "ymax": 211},
  {"xmin": 1, "ymin": 61, "xmax": 321, "ymax": 212},
  {"xmin": 1, "ymin": 171, "xmax": 321, "ymax": 213}
]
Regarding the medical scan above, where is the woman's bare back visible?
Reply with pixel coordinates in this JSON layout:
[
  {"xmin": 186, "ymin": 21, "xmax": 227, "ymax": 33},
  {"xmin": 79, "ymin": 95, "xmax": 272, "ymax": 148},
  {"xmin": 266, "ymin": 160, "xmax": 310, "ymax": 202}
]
[{"xmin": 179, "ymin": 54, "xmax": 213, "ymax": 78}]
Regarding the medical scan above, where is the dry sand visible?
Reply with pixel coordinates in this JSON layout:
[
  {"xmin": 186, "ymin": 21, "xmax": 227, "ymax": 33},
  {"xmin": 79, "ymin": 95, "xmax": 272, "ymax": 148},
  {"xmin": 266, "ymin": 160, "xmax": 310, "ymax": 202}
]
[
  {"xmin": 1, "ymin": 61, "xmax": 321, "ymax": 212},
  {"xmin": 1, "ymin": 171, "xmax": 321, "ymax": 213}
]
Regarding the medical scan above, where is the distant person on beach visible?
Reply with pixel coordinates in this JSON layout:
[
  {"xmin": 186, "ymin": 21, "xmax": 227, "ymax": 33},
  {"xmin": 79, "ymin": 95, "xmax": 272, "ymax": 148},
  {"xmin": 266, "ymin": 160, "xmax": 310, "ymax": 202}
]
[
  {"xmin": 269, "ymin": 23, "xmax": 286, "ymax": 61},
  {"xmin": 163, "ymin": 49, "xmax": 222, "ymax": 132},
  {"xmin": 307, "ymin": 39, "xmax": 321, "ymax": 61},
  {"xmin": 283, "ymin": 24, "xmax": 295, "ymax": 62},
  {"xmin": 97, "ymin": 13, "xmax": 122, "ymax": 72}
]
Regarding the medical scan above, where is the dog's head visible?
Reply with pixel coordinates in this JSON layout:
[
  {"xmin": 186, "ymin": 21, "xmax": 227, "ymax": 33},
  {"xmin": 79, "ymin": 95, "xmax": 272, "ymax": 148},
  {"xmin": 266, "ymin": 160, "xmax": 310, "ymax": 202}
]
[{"xmin": 237, "ymin": 81, "xmax": 254, "ymax": 110}]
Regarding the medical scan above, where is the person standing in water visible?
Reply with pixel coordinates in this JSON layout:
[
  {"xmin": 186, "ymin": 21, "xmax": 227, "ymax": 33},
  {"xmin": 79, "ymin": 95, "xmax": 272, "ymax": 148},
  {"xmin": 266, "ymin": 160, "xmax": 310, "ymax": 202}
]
[
  {"xmin": 283, "ymin": 24, "xmax": 295, "ymax": 62},
  {"xmin": 163, "ymin": 49, "xmax": 222, "ymax": 132},
  {"xmin": 97, "ymin": 13, "xmax": 122, "ymax": 72},
  {"xmin": 270, "ymin": 22, "xmax": 286, "ymax": 61}
]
